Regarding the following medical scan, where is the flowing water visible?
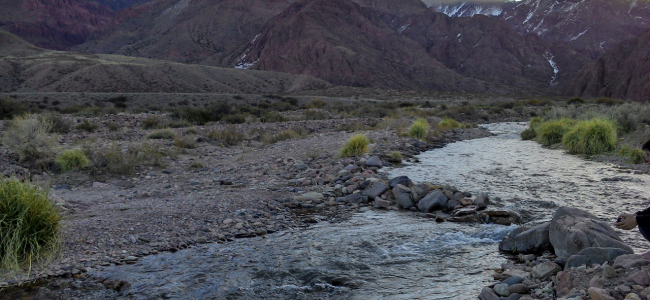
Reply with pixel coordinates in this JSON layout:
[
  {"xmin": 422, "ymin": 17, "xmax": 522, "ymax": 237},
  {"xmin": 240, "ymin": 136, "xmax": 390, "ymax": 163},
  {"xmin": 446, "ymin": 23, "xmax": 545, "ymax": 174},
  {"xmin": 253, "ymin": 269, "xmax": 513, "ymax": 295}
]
[{"xmin": 6, "ymin": 122, "xmax": 650, "ymax": 299}]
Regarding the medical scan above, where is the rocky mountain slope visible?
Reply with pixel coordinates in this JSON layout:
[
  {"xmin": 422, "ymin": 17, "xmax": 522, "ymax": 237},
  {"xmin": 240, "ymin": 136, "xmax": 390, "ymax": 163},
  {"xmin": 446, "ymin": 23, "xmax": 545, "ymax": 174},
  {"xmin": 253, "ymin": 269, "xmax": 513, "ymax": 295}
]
[
  {"xmin": 567, "ymin": 28, "xmax": 650, "ymax": 102},
  {"xmin": 0, "ymin": 30, "xmax": 330, "ymax": 94}
]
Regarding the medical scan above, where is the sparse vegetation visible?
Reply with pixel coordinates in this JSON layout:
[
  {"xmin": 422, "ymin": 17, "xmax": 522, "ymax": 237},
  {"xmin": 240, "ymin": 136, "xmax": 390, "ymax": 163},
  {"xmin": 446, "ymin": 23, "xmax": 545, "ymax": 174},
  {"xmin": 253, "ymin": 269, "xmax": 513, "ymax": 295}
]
[
  {"xmin": 2, "ymin": 114, "xmax": 57, "ymax": 162},
  {"xmin": 206, "ymin": 128, "xmax": 245, "ymax": 146},
  {"xmin": 408, "ymin": 118, "xmax": 429, "ymax": 139},
  {"xmin": 567, "ymin": 97, "xmax": 585, "ymax": 105},
  {"xmin": 262, "ymin": 130, "xmax": 300, "ymax": 144},
  {"xmin": 76, "ymin": 119, "xmax": 98, "ymax": 132},
  {"xmin": 0, "ymin": 179, "xmax": 61, "ymax": 271},
  {"xmin": 147, "ymin": 129, "xmax": 176, "ymax": 140},
  {"xmin": 184, "ymin": 127, "xmax": 199, "ymax": 135},
  {"xmin": 46, "ymin": 114, "xmax": 72, "ymax": 134},
  {"xmin": 340, "ymin": 134, "xmax": 370, "ymax": 157},
  {"xmin": 618, "ymin": 145, "xmax": 647, "ymax": 164},
  {"xmin": 174, "ymin": 136, "xmax": 196, "ymax": 149},
  {"xmin": 106, "ymin": 121, "xmax": 120, "ymax": 132},
  {"xmin": 388, "ymin": 151, "xmax": 402, "ymax": 163},
  {"xmin": 89, "ymin": 143, "xmax": 169, "ymax": 175},
  {"xmin": 141, "ymin": 116, "xmax": 163, "ymax": 129},
  {"xmin": 260, "ymin": 112, "xmax": 287, "ymax": 123},
  {"xmin": 56, "ymin": 149, "xmax": 90, "ymax": 172},
  {"xmin": 0, "ymin": 97, "xmax": 29, "ymax": 120},
  {"xmin": 562, "ymin": 118, "xmax": 617, "ymax": 155},
  {"xmin": 438, "ymin": 117, "xmax": 465, "ymax": 131}
]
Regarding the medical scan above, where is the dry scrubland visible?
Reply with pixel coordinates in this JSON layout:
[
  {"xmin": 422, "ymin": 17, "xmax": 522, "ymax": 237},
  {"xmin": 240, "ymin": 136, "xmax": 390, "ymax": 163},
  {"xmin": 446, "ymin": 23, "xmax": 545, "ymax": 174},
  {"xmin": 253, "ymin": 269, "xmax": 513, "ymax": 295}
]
[{"xmin": 0, "ymin": 92, "xmax": 649, "ymax": 293}]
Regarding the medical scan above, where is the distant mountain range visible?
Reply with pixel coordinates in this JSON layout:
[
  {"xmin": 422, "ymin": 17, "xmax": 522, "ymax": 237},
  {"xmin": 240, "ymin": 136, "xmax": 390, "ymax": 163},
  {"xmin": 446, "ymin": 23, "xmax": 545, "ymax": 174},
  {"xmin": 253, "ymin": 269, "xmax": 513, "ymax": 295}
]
[{"xmin": 0, "ymin": 0, "xmax": 648, "ymax": 101}]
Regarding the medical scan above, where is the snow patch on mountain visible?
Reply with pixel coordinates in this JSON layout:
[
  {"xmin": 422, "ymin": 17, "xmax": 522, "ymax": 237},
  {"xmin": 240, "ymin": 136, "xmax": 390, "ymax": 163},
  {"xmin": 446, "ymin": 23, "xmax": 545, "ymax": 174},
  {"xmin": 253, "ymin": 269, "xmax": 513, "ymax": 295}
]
[
  {"xmin": 435, "ymin": 3, "xmax": 503, "ymax": 17},
  {"xmin": 544, "ymin": 52, "xmax": 558, "ymax": 86}
]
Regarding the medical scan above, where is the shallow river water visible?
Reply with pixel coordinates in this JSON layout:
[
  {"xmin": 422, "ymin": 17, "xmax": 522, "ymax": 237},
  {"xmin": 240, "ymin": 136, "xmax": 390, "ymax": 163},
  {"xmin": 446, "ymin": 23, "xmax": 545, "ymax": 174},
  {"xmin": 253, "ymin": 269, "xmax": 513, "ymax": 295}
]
[{"xmin": 6, "ymin": 122, "xmax": 650, "ymax": 299}]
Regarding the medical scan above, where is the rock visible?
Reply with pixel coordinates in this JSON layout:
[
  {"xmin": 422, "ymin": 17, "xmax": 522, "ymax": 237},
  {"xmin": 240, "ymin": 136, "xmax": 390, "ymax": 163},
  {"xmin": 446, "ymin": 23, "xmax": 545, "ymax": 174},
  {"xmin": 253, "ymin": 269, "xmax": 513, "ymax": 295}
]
[
  {"xmin": 447, "ymin": 214, "xmax": 480, "ymax": 223},
  {"xmin": 362, "ymin": 182, "xmax": 389, "ymax": 200},
  {"xmin": 446, "ymin": 199, "xmax": 459, "ymax": 210},
  {"xmin": 482, "ymin": 210, "xmax": 521, "ymax": 226},
  {"xmin": 494, "ymin": 283, "xmax": 511, "ymax": 296},
  {"xmin": 603, "ymin": 265, "xmax": 617, "ymax": 278},
  {"xmin": 555, "ymin": 271, "xmax": 573, "ymax": 297},
  {"xmin": 102, "ymin": 279, "xmax": 131, "ymax": 292},
  {"xmin": 460, "ymin": 198, "xmax": 473, "ymax": 206},
  {"xmin": 473, "ymin": 194, "xmax": 489, "ymax": 210},
  {"xmin": 375, "ymin": 199, "xmax": 391, "ymax": 208},
  {"xmin": 392, "ymin": 184, "xmax": 411, "ymax": 198},
  {"xmin": 389, "ymin": 176, "xmax": 412, "ymax": 188},
  {"xmin": 417, "ymin": 190, "xmax": 448, "ymax": 212},
  {"xmin": 505, "ymin": 294, "xmax": 522, "ymax": 300},
  {"xmin": 532, "ymin": 261, "xmax": 561, "ymax": 279},
  {"xmin": 627, "ymin": 270, "xmax": 650, "ymax": 286},
  {"xmin": 336, "ymin": 193, "xmax": 364, "ymax": 204},
  {"xmin": 54, "ymin": 184, "xmax": 72, "ymax": 190},
  {"xmin": 366, "ymin": 156, "xmax": 383, "ymax": 168},
  {"xmin": 590, "ymin": 275, "xmax": 607, "ymax": 288},
  {"xmin": 511, "ymin": 223, "xmax": 552, "ymax": 254},
  {"xmin": 508, "ymin": 284, "xmax": 529, "ymax": 294},
  {"xmin": 503, "ymin": 269, "xmax": 530, "ymax": 278},
  {"xmin": 549, "ymin": 207, "xmax": 633, "ymax": 259},
  {"xmin": 411, "ymin": 183, "xmax": 431, "ymax": 202},
  {"xmin": 302, "ymin": 192, "xmax": 325, "ymax": 201},
  {"xmin": 614, "ymin": 254, "xmax": 650, "ymax": 269},
  {"xmin": 588, "ymin": 287, "xmax": 615, "ymax": 300},
  {"xmin": 565, "ymin": 247, "xmax": 633, "ymax": 269},
  {"xmin": 479, "ymin": 287, "xmax": 500, "ymax": 300},
  {"xmin": 396, "ymin": 193, "xmax": 414, "ymax": 209},
  {"xmin": 503, "ymin": 276, "xmax": 524, "ymax": 286},
  {"xmin": 625, "ymin": 293, "xmax": 641, "ymax": 300},
  {"xmin": 345, "ymin": 185, "xmax": 357, "ymax": 194},
  {"xmin": 500, "ymin": 227, "xmax": 525, "ymax": 252}
]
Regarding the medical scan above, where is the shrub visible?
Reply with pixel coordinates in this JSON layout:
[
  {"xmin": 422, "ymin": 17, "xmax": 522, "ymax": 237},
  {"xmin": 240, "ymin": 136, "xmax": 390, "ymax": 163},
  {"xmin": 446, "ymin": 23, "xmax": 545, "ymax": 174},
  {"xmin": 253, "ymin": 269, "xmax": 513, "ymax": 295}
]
[
  {"xmin": 520, "ymin": 128, "xmax": 537, "ymax": 140},
  {"xmin": 141, "ymin": 116, "xmax": 162, "ymax": 129},
  {"xmin": 56, "ymin": 149, "xmax": 90, "ymax": 172},
  {"xmin": 46, "ymin": 114, "xmax": 72, "ymax": 134},
  {"xmin": 308, "ymin": 99, "xmax": 327, "ymax": 109},
  {"xmin": 76, "ymin": 119, "xmax": 98, "ymax": 132},
  {"xmin": 147, "ymin": 129, "xmax": 176, "ymax": 140},
  {"xmin": 0, "ymin": 179, "xmax": 60, "ymax": 271},
  {"xmin": 305, "ymin": 109, "xmax": 329, "ymax": 120},
  {"xmin": 106, "ymin": 121, "xmax": 120, "ymax": 132},
  {"xmin": 108, "ymin": 96, "xmax": 128, "ymax": 109},
  {"xmin": 206, "ymin": 128, "xmax": 244, "ymax": 146},
  {"xmin": 167, "ymin": 119, "xmax": 192, "ymax": 128},
  {"xmin": 595, "ymin": 97, "xmax": 623, "ymax": 106},
  {"xmin": 340, "ymin": 134, "xmax": 370, "ymax": 157},
  {"xmin": 91, "ymin": 143, "xmax": 168, "ymax": 175},
  {"xmin": 259, "ymin": 112, "xmax": 287, "ymax": 123},
  {"xmin": 223, "ymin": 113, "xmax": 248, "ymax": 124},
  {"xmin": 438, "ymin": 117, "xmax": 465, "ymax": 131},
  {"xmin": 2, "ymin": 114, "xmax": 56, "ymax": 162},
  {"xmin": 499, "ymin": 102, "xmax": 515, "ymax": 109},
  {"xmin": 388, "ymin": 151, "xmax": 402, "ymax": 163},
  {"xmin": 629, "ymin": 149, "xmax": 646, "ymax": 164},
  {"xmin": 536, "ymin": 118, "xmax": 576, "ymax": 146},
  {"xmin": 567, "ymin": 97, "xmax": 585, "ymax": 105},
  {"xmin": 562, "ymin": 118, "xmax": 617, "ymax": 155},
  {"xmin": 408, "ymin": 118, "xmax": 429, "ymax": 139},
  {"xmin": 190, "ymin": 161, "xmax": 204, "ymax": 169},
  {"xmin": 0, "ymin": 97, "xmax": 28, "ymax": 120},
  {"xmin": 262, "ymin": 130, "xmax": 299, "ymax": 144},
  {"xmin": 174, "ymin": 136, "xmax": 196, "ymax": 149},
  {"xmin": 184, "ymin": 127, "xmax": 199, "ymax": 135}
]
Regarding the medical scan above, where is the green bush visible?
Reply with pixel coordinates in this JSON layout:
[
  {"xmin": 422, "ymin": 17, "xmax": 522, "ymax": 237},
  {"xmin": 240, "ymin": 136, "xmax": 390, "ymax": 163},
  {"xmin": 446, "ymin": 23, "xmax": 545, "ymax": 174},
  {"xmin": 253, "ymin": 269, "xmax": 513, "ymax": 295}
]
[
  {"xmin": 147, "ymin": 129, "xmax": 176, "ymax": 140},
  {"xmin": 0, "ymin": 179, "xmax": 60, "ymax": 271},
  {"xmin": 388, "ymin": 151, "xmax": 402, "ymax": 163},
  {"xmin": 536, "ymin": 118, "xmax": 576, "ymax": 146},
  {"xmin": 184, "ymin": 127, "xmax": 199, "ymax": 135},
  {"xmin": 567, "ymin": 97, "xmax": 585, "ymax": 105},
  {"xmin": 262, "ymin": 130, "xmax": 299, "ymax": 144},
  {"xmin": 305, "ymin": 109, "xmax": 329, "ymax": 120},
  {"xmin": 595, "ymin": 98, "xmax": 623, "ymax": 106},
  {"xmin": 408, "ymin": 118, "xmax": 429, "ymax": 139},
  {"xmin": 141, "ymin": 116, "xmax": 163, "ymax": 129},
  {"xmin": 520, "ymin": 128, "xmax": 537, "ymax": 140},
  {"xmin": 259, "ymin": 112, "xmax": 287, "ymax": 123},
  {"xmin": 438, "ymin": 117, "xmax": 465, "ymax": 131},
  {"xmin": 106, "ymin": 121, "xmax": 120, "ymax": 132},
  {"xmin": 174, "ymin": 136, "xmax": 196, "ymax": 149},
  {"xmin": 206, "ymin": 128, "xmax": 244, "ymax": 146},
  {"xmin": 46, "ymin": 114, "xmax": 72, "ymax": 134},
  {"xmin": 2, "ymin": 114, "xmax": 56, "ymax": 162},
  {"xmin": 562, "ymin": 118, "xmax": 617, "ymax": 155},
  {"xmin": 90, "ymin": 143, "xmax": 168, "ymax": 175},
  {"xmin": 308, "ymin": 99, "xmax": 327, "ymax": 109},
  {"xmin": 223, "ymin": 113, "xmax": 248, "ymax": 124},
  {"xmin": 340, "ymin": 134, "xmax": 370, "ymax": 157},
  {"xmin": 0, "ymin": 97, "xmax": 28, "ymax": 120},
  {"xmin": 629, "ymin": 149, "xmax": 646, "ymax": 164},
  {"xmin": 76, "ymin": 119, "xmax": 98, "ymax": 132},
  {"xmin": 167, "ymin": 119, "xmax": 192, "ymax": 128},
  {"xmin": 56, "ymin": 149, "xmax": 90, "ymax": 172}
]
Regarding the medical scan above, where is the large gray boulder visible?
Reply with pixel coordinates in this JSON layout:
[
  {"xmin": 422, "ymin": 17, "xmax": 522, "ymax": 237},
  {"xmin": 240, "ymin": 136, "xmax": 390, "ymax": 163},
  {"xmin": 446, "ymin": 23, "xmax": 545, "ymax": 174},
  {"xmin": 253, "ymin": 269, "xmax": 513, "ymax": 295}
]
[
  {"xmin": 362, "ymin": 182, "xmax": 389, "ymax": 200},
  {"xmin": 411, "ymin": 183, "xmax": 431, "ymax": 203},
  {"xmin": 499, "ymin": 227, "xmax": 524, "ymax": 253},
  {"xmin": 396, "ymin": 193, "xmax": 414, "ymax": 209},
  {"xmin": 417, "ymin": 190, "xmax": 448, "ymax": 212},
  {"xmin": 515, "ymin": 223, "xmax": 551, "ymax": 254},
  {"xmin": 473, "ymin": 194, "xmax": 490, "ymax": 210},
  {"xmin": 389, "ymin": 176, "xmax": 412, "ymax": 188},
  {"xmin": 366, "ymin": 156, "xmax": 383, "ymax": 168},
  {"xmin": 565, "ymin": 247, "xmax": 633, "ymax": 269},
  {"xmin": 549, "ymin": 207, "xmax": 633, "ymax": 259}
]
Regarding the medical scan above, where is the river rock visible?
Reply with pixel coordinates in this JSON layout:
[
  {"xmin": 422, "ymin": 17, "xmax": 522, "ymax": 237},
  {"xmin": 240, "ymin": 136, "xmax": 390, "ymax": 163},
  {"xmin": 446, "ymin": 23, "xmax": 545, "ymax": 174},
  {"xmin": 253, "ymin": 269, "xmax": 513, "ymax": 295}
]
[
  {"xmin": 389, "ymin": 176, "xmax": 412, "ymax": 188},
  {"xmin": 375, "ymin": 199, "xmax": 391, "ymax": 208},
  {"xmin": 362, "ymin": 182, "xmax": 389, "ymax": 200},
  {"xmin": 556, "ymin": 271, "xmax": 573, "ymax": 297},
  {"xmin": 504, "ymin": 276, "xmax": 524, "ymax": 286},
  {"xmin": 473, "ymin": 194, "xmax": 490, "ymax": 210},
  {"xmin": 396, "ymin": 193, "xmax": 414, "ymax": 209},
  {"xmin": 302, "ymin": 192, "xmax": 325, "ymax": 201},
  {"xmin": 366, "ymin": 156, "xmax": 383, "ymax": 168},
  {"xmin": 515, "ymin": 223, "xmax": 551, "ymax": 254},
  {"xmin": 493, "ymin": 283, "xmax": 510, "ymax": 296},
  {"xmin": 509, "ymin": 284, "xmax": 529, "ymax": 294},
  {"xmin": 628, "ymin": 270, "xmax": 650, "ymax": 286},
  {"xmin": 588, "ymin": 287, "xmax": 616, "ymax": 300},
  {"xmin": 565, "ymin": 247, "xmax": 633, "ymax": 269},
  {"xmin": 499, "ymin": 227, "xmax": 525, "ymax": 253},
  {"xmin": 411, "ymin": 183, "xmax": 431, "ymax": 202},
  {"xmin": 532, "ymin": 261, "xmax": 561, "ymax": 279},
  {"xmin": 479, "ymin": 287, "xmax": 500, "ymax": 300},
  {"xmin": 613, "ymin": 254, "xmax": 650, "ymax": 269},
  {"xmin": 392, "ymin": 184, "xmax": 411, "ymax": 198},
  {"xmin": 549, "ymin": 207, "xmax": 633, "ymax": 259},
  {"xmin": 482, "ymin": 210, "xmax": 521, "ymax": 226},
  {"xmin": 336, "ymin": 193, "xmax": 364, "ymax": 204},
  {"xmin": 418, "ymin": 190, "xmax": 448, "ymax": 212},
  {"xmin": 446, "ymin": 199, "xmax": 460, "ymax": 210},
  {"xmin": 505, "ymin": 294, "xmax": 522, "ymax": 300}
]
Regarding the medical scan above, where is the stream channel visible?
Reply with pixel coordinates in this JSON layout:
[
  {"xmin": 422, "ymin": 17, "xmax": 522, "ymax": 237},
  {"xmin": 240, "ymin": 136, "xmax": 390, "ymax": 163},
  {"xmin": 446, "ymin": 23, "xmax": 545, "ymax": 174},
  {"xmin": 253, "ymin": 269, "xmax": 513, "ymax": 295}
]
[{"xmin": 7, "ymin": 122, "xmax": 650, "ymax": 299}]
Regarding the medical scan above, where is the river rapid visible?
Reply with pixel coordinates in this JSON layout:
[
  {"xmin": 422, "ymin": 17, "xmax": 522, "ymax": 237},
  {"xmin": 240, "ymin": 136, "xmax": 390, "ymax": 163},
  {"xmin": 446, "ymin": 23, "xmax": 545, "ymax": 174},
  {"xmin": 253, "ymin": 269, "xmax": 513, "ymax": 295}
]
[{"xmin": 5, "ymin": 122, "xmax": 650, "ymax": 299}]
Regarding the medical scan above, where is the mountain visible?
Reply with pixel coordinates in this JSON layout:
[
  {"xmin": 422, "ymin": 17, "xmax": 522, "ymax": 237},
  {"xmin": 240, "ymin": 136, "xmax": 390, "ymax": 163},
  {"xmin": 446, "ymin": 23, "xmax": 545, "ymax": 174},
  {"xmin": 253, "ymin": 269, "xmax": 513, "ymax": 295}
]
[
  {"xmin": 95, "ymin": 0, "xmax": 151, "ymax": 11},
  {"xmin": 428, "ymin": 0, "xmax": 650, "ymax": 59},
  {"xmin": 0, "ymin": 29, "xmax": 330, "ymax": 93},
  {"xmin": 567, "ymin": 28, "xmax": 650, "ymax": 102}
]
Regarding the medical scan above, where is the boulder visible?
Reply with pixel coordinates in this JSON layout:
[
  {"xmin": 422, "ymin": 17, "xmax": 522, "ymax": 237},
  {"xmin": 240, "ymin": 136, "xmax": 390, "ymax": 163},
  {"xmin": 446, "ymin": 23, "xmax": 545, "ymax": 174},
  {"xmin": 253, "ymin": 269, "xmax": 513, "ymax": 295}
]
[
  {"xmin": 392, "ymin": 184, "xmax": 411, "ymax": 198},
  {"xmin": 473, "ymin": 194, "xmax": 490, "ymax": 210},
  {"xmin": 588, "ymin": 287, "xmax": 615, "ymax": 300},
  {"xmin": 499, "ymin": 227, "xmax": 525, "ymax": 253},
  {"xmin": 565, "ymin": 247, "xmax": 633, "ymax": 269},
  {"xmin": 549, "ymin": 207, "xmax": 633, "ymax": 259},
  {"xmin": 417, "ymin": 190, "xmax": 448, "ymax": 212},
  {"xmin": 508, "ymin": 284, "xmax": 529, "ymax": 294},
  {"xmin": 493, "ymin": 283, "xmax": 510, "ymax": 296},
  {"xmin": 366, "ymin": 156, "xmax": 383, "ymax": 168},
  {"xmin": 555, "ymin": 271, "xmax": 573, "ymax": 297},
  {"xmin": 362, "ymin": 182, "xmax": 389, "ymax": 200},
  {"xmin": 396, "ymin": 193, "xmax": 414, "ymax": 209},
  {"xmin": 613, "ymin": 254, "xmax": 650, "ymax": 269},
  {"xmin": 628, "ymin": 270, "xmax": 650, "ymax": 286},
  {"xmin": 389, "ymin": 176, "xmax": 412, "ymax": 188},
  {"xmin": 505, "ymin": 294, "xmax": 522, "ymax": 300},
  {"xmin": 478, "ymin": 287, "xmax": 500, "ymax": 300},
  {"xmin": 446, "ymin": 199, "xmax": 460, "ymax": 210},
  {"xmin": 503, "ymin": 276, "xmax": 524, "ymax": 286},
  {"xmin": 515, "ymin": 223, "xmax": 551, "ymax": 254},
  {"xmin": 302, "ymin": 192, "xmax": 325, "ymax": 201},
  {"xmin": 532, "ymin": 261, "xmax": 561, "ymax": 279},
  {"xmin": 336, "ymin": 193, "xmax": 364, "ymax": 204},
  {"xmin": 482, "ymin": 210, "xmax": 521, "ymax": 226},
  {"xmin": 375, "ymin": 199, "xmax": 391, "ymax": 208},
  {"xmin": 411, "ymin": 183, "xmax": 431, "ymax": 202}
]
